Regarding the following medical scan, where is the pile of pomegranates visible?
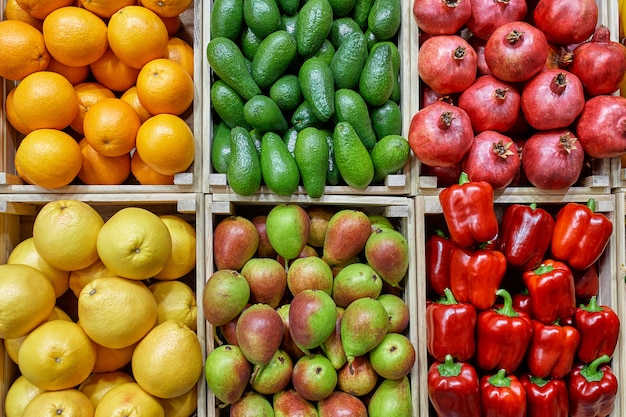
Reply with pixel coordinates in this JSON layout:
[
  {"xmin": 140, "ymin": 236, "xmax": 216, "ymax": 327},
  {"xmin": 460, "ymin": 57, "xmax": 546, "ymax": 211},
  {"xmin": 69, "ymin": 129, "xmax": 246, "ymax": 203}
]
[{"xmin": 410, "ymin": 0, "xmax": 626, "ymax": 190}]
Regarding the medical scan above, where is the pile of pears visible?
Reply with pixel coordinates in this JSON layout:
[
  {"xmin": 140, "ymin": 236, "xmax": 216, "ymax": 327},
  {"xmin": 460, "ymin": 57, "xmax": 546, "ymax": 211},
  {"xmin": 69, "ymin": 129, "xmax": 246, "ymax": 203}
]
[{"xmin": 203, "ymin": 203, "xmax": 415, "ymax": 417}]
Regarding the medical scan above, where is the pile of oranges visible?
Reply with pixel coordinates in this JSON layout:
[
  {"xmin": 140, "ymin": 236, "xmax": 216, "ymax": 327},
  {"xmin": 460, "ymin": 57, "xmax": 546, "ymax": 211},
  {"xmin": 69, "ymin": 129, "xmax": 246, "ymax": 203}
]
[{"xmin": 0, "ymin": 0, "xmax": 196, "ymax": 187}]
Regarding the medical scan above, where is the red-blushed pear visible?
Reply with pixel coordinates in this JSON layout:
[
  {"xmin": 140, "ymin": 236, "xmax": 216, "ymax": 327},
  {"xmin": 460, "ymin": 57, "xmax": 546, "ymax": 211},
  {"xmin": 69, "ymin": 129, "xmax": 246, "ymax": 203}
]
[
  {"xmin": 368, "ymin": 376, "xmax": 412, "ymax": 417},
  {"xmin": 377, "ymin": 293, "xmax": 410, "ymax": 333},
  {"xmin": 235, "ymin": 303, "xmax": 284, "ymax": 372},
  {"xmin": 341, "ymin": 297, "xmax": 389, "ymax": 371},
  {"xmin": 289, "ymin": 289, "xmax": 337, "ymax": 353},
  {"xmin": 317, "ymin": 391, "xmax": 368, "ymax": 417},
  {"xmin": 365, "ymin": 227, "xmax": 409, "ymax": 288},
  {"xmin": 331, "ymin": 262, "xmax": 383, "ymax": 308},
  {"xmin": 240, "ymin": 258, "xmax": 287, "ymax": 308},
  {"xmin": 250, "ymin": 348, "xmax": 293, "ymax": 395},
  {"xmin": 322, "ymin": 209, "xmax": 372, "ymax": 266},
  {"xmin": 287, "ymin": 256, "xmax": 334, "ymax": 296},
  {"xmin": 291, "ymin": 353, "xmax": 338, "ymax": 402},
  {"xmin": 252, "ymin": 215, "xmax": 278, "ymax": 258},
  {"xmin": 273, "ymin": 389, "xmax": 317, "ymax": 417},
  {"xmin": 369, "ymin": 333, "xmax": 416, "ymax": 379},
  {"xmin": 265, "ymin": 204, "xmax": 310, "ymax": 262},
  {"xmin": 306, "ymin": 205, "xmax": 334, "ymax": 248},
  {"xmin": 276, "ymin": 304, "xmax": 306, "ymax": 361},
  {"xmin": 213, "ymin": 215, "xmax": 259, "ymax": 270},
  {"xmin": 230, "ymin": 391, "xmax": 274, "ymax": 417},
  {"xmin": 337, "ymin": 355, "xmax": 379, "ymax": 397},
  {"xmin": 203, "ymin": 269, "xmax": 250, "ymax": 327},
  {"xmin": 203, "ymin": 345, "xmax": 251, "ymax": 406},
  {"xmin": 320, "ymin": 306, "xmax": 348, "ymax": 370}
]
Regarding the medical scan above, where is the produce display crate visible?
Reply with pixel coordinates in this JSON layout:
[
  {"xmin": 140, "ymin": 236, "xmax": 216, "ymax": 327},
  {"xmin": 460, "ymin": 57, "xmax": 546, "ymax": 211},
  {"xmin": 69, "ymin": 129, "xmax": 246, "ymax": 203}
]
[
  {"xmin": 0, "ymin": 193, "xmax": 207, "ymax": 417},
  {"xmin": 0, "ymin": 1, "xmax": 204, "ymax": 193},
  {"xmin": 409, "ymin": 0, "xmax": 620, "ymax": 196},
  {"xmin": 204, "ymin": 193, "xmax": 419, "ymax": 416},
  {"xmin": 414, "ymin": 193, "xmax": 623, "ymax": 417},
  {"xmin": 202, "ymin": 2, "xmax": 417, "ymax": 196}
]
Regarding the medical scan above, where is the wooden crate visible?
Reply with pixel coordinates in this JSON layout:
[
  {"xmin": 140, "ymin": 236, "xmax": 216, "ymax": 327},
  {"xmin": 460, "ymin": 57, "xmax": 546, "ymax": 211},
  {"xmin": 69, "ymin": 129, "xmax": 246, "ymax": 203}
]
[
  {"xmin": 409, "ymin": 0, "xmax": 620, "ymax": 196},
  {"xmin": 204, "ymin": 193, "xmax": 419, "ymax": 416},
  {"xmin": 614, "ymin": 191, "xmax": 626, "ymax": 416},
  {"xmin": 202, "ymin": 2, "xmax": 416, "ymax": 196},
  {"xmin": 0, "ymin": 193, "xmax": 207, "ymax": 417},
  {"xmin": 414, "ymin": 193, "xmax": 623, "ymax": 417},
  {"xmin": 0, "ymin": 2, "xmax": 204, "ymax": 193}
]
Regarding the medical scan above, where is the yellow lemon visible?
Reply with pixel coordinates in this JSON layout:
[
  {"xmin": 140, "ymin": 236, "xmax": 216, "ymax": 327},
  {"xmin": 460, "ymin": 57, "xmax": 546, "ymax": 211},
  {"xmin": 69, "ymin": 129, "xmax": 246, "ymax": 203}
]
[
  {"xmin": 22, "ymin": 389, "xmax": 94, "ymax": 417},
  {"xmin": 154, "ymin": 214, "xmax": 196, "ymax": 280},
  {"xmin": 92, "ymin": 341, "xmax": 137, "ymax": 373},
  {"xmin": 18, "ymin": 320, "xmax": 97, "ymax": 391},
  {"xmin": 78, "ymin": 370, "xmax": 135, "ymax": 408},
  {"xmin": 94, "ymin": 382, "xmax": 164, "ymax": 417},
  {"xmin": 0, "ymin": 264, "xmax": 56, "ymax": 339},
  {"xmin": 8, "ymin": 237, "xmax": 70, "ymax": 297},
  {"xmin": 148, "ymin": 280, "xmax": 197, "ymax": 331},
  {"xmin": 69, "ymin": 258, "xmax": 118, "ymax": 298},
  {"xmin": 78, "ymin": 276, "xmax": 157, "ymax": 349},
  {"xmin": 96, "ymin": 207, "xmax": 172, "ymax": 280},
  {"xmin": 4, "ymin": 375, "xmax": 46, "ymax": 417},
  {"xmin": 33, "ymin": 200, "xmax": 104, "ymax": 271},
  {"xmin": 160, "ymin": 385, "xmax": 197, "ymax": 417},
  {"xmin": 131, "ymin": 320, "xmax": 202, "ymax": 399}
]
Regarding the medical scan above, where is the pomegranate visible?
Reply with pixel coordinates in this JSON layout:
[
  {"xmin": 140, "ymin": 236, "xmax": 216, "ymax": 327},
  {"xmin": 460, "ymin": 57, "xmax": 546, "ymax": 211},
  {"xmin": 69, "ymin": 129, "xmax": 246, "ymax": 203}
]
[
  {"xmin": 509, "ymin": 136, "xmax": 530, "ymax": 185},
  {"xmin": 466, "ymin": 0, "xmax": 528, "ymax": 40},
  {"xmin": 522, "ymin": 130, "xmax": 584, "ymax": 190},
  {"xmin": 569, "ymin": 25, "xmax": 626, "ymax": 96},
  {"xmin": 544, "ymin": 43, "xmax": 573, "ymax": 69},
  {"xmin": 533, "ymin": 0, "xmax": 598, "ymax": 46},
  {"xmin": 412, "ymin": 0, "xmax": 472, "ymax": 35},
  {"xmin": 468, "ymin": 35, "xmax": 493, "ymax": 77},
  {"xmin": 520, "ymin": 69, "xmax": 585, "ymax": 130},
  {"xmin": 418, "ymin": 35, "xmax": 477, "ymax": 95},
  {"xmin": 462, "ymin": 131, "xmax": 520, "ymax": 189},
  {"xmin": 408, "ymin": 101, "xmax": 474, "ymax": 167},
  {"xmin": 420, "ymin": 163, "xmax": 463, "ymax": 188},
  {"xmin": 484, "ymin": 21, "xmax": 549, "ymax": 83},
  {"xmin": 576, "ymin": 95, "xmax": 626, "ymax": 159},
  {"xmin": 421, "ymin": 83, "xmax": 458, "ymax": 108},
  {"xmin": 457, "ymin": 75, "xmax": 521, "ymax": 133}
]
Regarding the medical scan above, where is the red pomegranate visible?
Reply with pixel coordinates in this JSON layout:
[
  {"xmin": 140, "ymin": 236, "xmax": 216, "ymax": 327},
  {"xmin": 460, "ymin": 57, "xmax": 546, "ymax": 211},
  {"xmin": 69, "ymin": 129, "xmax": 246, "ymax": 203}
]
[
  {"xmin": 576, "ymin": 95, "xmax": 626, "ymax": 159},
  {"xmin": 533, "ymin": 0, "xmax": 598, "ymax": 46},
  {"xmin": 412, "ymin": 0, "xmax": 472, "ymax": 35},
  {"xmin": 462, "ymin": 130, "xmax": 521, "ymax": 189},
  {"xmin": 466, "ymin": 0, "xmax": 528, "ymax": 40}
]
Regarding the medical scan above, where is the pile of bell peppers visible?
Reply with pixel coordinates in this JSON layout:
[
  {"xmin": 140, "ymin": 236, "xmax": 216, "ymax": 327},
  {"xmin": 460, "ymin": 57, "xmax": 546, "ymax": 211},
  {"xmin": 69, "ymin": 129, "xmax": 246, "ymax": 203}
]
[{"xmin": 427, "ymin": 173, "xmax": 620, "ymax": 417}]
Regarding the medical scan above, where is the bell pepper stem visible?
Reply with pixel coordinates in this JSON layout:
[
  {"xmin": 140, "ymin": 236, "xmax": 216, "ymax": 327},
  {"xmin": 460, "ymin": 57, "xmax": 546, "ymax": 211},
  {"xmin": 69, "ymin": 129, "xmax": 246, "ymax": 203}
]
[
  {"xmin": 434, "ymin": 229, "xmax": 448, "ymax": 238},
  {"xmin": 437, "ymin": 354, "xmax": 462, "ymax": 377},
  {"xmin": 587, "ymin": 198, "xmax": 597, "ymax": 212},
  {"xmin": 529, "ymin": 375, "xmax": 550, "ymax": 387},
  {"xmin": 439, "ymin": 288, "xmax": 459, "ymax": 305},
  {"xmin": 488, "ymin": 369, "xmax": 511, "ymax": 387},
  {"xmin": 533, "ymin": 263, "xmax": 555, "ymax": 275},
  {"xmin": 529, "ymin": 202, "xmax": 537, "ymax": 210},
  {"xmin": 580, "ymin": 295, "xmax": 603, "ymax": 312},
  {"xmin": 494, "ymin": 288, "xmax": 518, "ymax": 317},
  {"xmin": 458, "ymin": 172, "xmax": 470, "ymax": 186},
  {"xmin": 580, "ymin": 354, "xmax": 611, "ymax": 382}
]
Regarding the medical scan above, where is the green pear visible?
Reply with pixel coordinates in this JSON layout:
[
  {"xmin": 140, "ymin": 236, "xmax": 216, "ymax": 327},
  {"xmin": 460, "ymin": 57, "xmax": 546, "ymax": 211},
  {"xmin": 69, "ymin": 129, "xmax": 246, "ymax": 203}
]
[
  {"xmin": 332, "ymin": 262, "xmax": 383, "ymax": 307},
  {"xmin": 230, "ymin": 391, "xmax": 275, "ymax": 417},
  {"xmin": 322, "ymin": 209, "xmax": 371, "ymax": 266},
  {"xmin": 289, "ymin": 289, "xmax": 337, "ymax": 352},
  {"xmin": 273, "ymin": 389, "xmax": 317, "ymax": 417},
  {"xmin": 203, "ymin": 269, "xmax": 250, "ymax": 327},
  {"xmin": 368, "ymin": 214, "xmax": 394, "ymax": 230},
  {"xmin": 340, "ymin": 297, "xmax": 389, "ymax": 369},
  {"xmin": 241, "ymin": 258, "xmax": 287, "ymax": 308},
  {"xmin": 318, "ymin": 391, "xmax": 367, "ymax": 417},
  {"xmin": 365, "ymin": 227, "xmax": 409, "ymax": 288},
  {"xmin": 377, "ymin": 293, "xmax": 410, "ymax": 333},
  {"xmin": 250, "ymin": 349, "xmax": 293, "ymax": 395},
  {"xmin": 286, "ymin": 255, "xmax": 334, "ymax": 296},
  {"xmin": 204, "ymin": 344, "xmax": 251, "ymax": 406},
  {"xmin": 291, "ymin": 353, "xmax": 338, "ymax": 402},
  {"xmin": 368, "ymin": 376, "xmax": 412, "ymax": 417},
  {"xmin": 236, "ymin": 303, "xmax": 284, "ymax": 368},
  {"xmin": 369, "ymin": 333, "xmax": 416, "ymax": 379},
  {"xmin": 266, "ymin": 204, "xmax": 310, "ymax": 262},
  {"xmin": 213, "ymin": 215, "xmax": 259, "ymax": 270},
  {"xmin": 320, "ymin": 307, "xmax": 347, "ymax": 369}
]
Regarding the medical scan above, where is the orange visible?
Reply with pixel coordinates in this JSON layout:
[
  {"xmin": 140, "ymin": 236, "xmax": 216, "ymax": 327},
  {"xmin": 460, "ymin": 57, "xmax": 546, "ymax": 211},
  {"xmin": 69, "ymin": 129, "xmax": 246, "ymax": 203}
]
[
  {"xmin": 161, "ymin": 14, "xmax": 181, "ymax": 35},
  {"xmin": 12, "ymin": 70, "xmax": 79, "ymax": 130},
  {"xmin": 42, "ymin": 6, "xmax": 109, "ymax": 67},
  {"xmin": 130, "ymin": 151, "xmax": 175, "ymax": 185},
  {"xmin": 77, "ymin": 138, "xmax": 132, "ymax": 185},
  {"xmin": 120, "ymin": 86, "xmax": 153, "ymax": 123},
  {"xmin": 15, "ymin": 0, "xmax": 75, "ymax": 20},
  {"xmin": 79, "ymin": 0, "xmax": 137, "ymax": 18},
  {"xmin": 71, "ymin": 82, "xmax": 116, "ymax": 133},
  {"xmin": 5, "ymin": 88, "xmax": 33, "ymax": 136},
  {"xmin": 107, "ymin": 5, "xmax": 169, "ymax": 69},
  {"xmin": 136, "ymin": 58, "xmax": 193, "ymax": 115},
  {"xmin": 139, "ymin": 0, "xmax": 192, "ymax": 18},
  {"xmin": 164, "ymin": 36, "xmax": 193, "ymax": 79},
  {"xmin": 46, "ymin": 56, "xmax": 90, "ymax": 85},
  {"xmin": 90, "ymin": 47, "xmax": 140, "ymax": 92},
  {"xmin": 0, "ymin": 20, "xmax": 50, "ymax": 80},
  {"xmin": 14, "ymin": 129, "xmax": 82, "ymax": 188},
  {"xmin": 83, "ymin": 97, "xmax": 142, "ymax": 157},
  {"xmin": 4, "ymin": 0, "xmax": 44, "ymax": 31},
  {"xmin": 135, "ymin": 114, "xmax": 195, "ymax": 176}
]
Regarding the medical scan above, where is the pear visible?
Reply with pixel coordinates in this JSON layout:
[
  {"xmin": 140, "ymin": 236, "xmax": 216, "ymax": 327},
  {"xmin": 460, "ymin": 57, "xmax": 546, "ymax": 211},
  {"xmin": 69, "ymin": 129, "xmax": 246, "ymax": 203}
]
[
  {"xmin": 286, "ymin": 256, "xmax": 334, "ymax": 296},
  {"xmin": 252, "ymin": 215, "xmax": 278, "ymax": 258},
  {"xmin": 204, "ymin": 344, "xmax": 251, "ymax": 406},
  {"xmin": 273, "ymin": 389, "xmax": 317, "ymax": 417},
  {"xmin": 340, "ymin": 297, "xmax": 389, "ymax": 369},
  {"xmin": 337, "ymin": 355, "xmax": 378, "ymax": 397},
  {"xmin": 369, "ymin": 333, "xmax": 416, "ymax": 379},
  {"xmin": 289, "ymin": 289, "xmax": 337, "ymax": 352},
  {"xmin": 276, "ymin": 304, "xmax": 306, "ymax": 360},
  {"xmin": 236, "ymin": 303, "xmax": 284, "ymax": 369},
  {"xmin": 365, "ymin": 227, "xmax": 409, "ymax": 288},
  {"xmin": 250, "ymin": 349, "xmax": 293, "ymax": 395},
  {"xmin": 241, "ymin": 258, "xmax": 287, "ymax": 308},
  {"xmin": 317, "ymin": 391, "xmax": 367, "ymax": 417},
  {"xmin": 291, "ymin": 353, "xmax": 338, "ymax": 402},
  {"xmin": 368, "ymin": 214, "xmax": 394, "ymax": 230},
  {"xmin": 265, "ymin": 204, "xmax": 310, "ymax": 262},
  {"xmin": 322, "ymin": 209, "xmax": 372, "ymax": 266},
  {"xmin": 368, "ymin": 376, "xmax": 412, "ymax": 417},
  {"xmin": 213, "ymin": 216, "xmax": 259, "ymax": 270},
  {"xmin": 377, "ymin": 293, "xmax": 410, "ymax": 333},
  {"xmin": 203, "ymin": 269, "xmax": 250, "ymax": 327},
  {"xmin": 230, "ymin": 391, "xmax": 274, "ymax": 417},
  {"xmin": 332, "ymin": 262, "xmax": 383, "ymax": 307},
  {"xmin": 320, "ymin": 306, "xmax": 347, "ymax": 369},
  {"xmin": 307, "ymin": 205, "xmax": 334, "ymax": 247}
]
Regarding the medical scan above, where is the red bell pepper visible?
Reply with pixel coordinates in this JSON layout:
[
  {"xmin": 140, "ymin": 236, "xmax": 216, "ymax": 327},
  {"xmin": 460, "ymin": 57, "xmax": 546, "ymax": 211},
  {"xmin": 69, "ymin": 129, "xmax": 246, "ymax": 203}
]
[
  {"xmin": 512, "ymin": 288, "xmax": 532, "ymax": 317},
  {"xmin": 449, "ymin": 246, "xmax": 507, "ymax": 310},
  {"xmin": 426, "ymin": 288, "xmax": 476, "ymax": 362},
  {"xmin": 568, "ymin": 355, "xmax": 618, "ymax": 417},
  {"xmin": 574, "ymin": 296, "xmax": 620, "ymax": 363},
  {"xmin": 522, "ymin": 259, "xmax": 576, "ymax": 324},
  {"xmin": 428, "ymin": 354, "xmax": 482, "ymax": 417},
  {"xmin": 572, "ymin": 262, "xmax": 599, "ymax": 304},
  {"xmin": 497, "ymin": 202, "xmax": 555, "ymax": 271},
  {"xmin": 526, "ymin": 319, "xmax": 580, "ymax": 378},
  {"xmin": 551, "ymin": 198, "xmax": 613, "ymax": 271},
  {"xmin": 476, "ymin": 289, "xmax": 532, "ymax": 374},
  {"xmin": 519, "ymin": 374, "xmax": 569, "ymax": 417},
  {"xmin": 480, "ymin": 369, "xmax": 527, "ymax": 417},
  {"xmin": 426, "ymin": 229, "xmax": 455, "ymax": 297},
  {"xmin": 438, "ymin": 172, "xmax": 498, "ymax": 248}
]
